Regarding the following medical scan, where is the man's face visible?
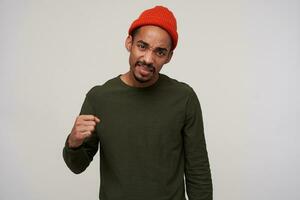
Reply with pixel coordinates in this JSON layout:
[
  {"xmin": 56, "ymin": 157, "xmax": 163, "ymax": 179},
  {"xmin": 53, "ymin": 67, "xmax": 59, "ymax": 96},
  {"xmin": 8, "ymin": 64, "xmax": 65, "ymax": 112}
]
[{"xmin": 125, "ymin": 25, "xmax": 173, "ymax": 85}]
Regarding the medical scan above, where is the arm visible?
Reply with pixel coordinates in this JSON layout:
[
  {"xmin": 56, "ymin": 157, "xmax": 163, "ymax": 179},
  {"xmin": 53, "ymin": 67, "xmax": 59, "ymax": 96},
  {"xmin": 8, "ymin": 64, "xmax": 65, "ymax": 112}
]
[
  {"xmin": 63, "ymin": 95, "xmax": 100, "ymax": 174},
  {"xmin": 183, "ymin": 88, "xmax": 213, "ymax": 200}
]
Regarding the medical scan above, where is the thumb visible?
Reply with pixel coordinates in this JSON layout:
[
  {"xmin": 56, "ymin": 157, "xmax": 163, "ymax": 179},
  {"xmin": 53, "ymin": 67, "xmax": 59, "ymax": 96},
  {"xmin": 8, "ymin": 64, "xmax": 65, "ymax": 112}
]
[{"xmin": 94, "ymin": 116, "xmax": 100, "ymax": 123}]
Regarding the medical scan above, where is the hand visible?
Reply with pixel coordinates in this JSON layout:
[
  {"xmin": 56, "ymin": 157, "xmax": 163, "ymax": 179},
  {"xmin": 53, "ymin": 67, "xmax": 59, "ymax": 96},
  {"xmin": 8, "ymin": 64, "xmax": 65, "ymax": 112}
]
[{"xmin": 67, "ymin": 115, "xmax": 100, "ymax": 148}]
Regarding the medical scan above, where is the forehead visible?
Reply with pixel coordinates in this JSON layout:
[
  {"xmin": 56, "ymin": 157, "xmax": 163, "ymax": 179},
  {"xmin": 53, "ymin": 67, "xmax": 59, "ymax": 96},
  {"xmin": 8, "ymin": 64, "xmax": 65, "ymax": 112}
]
[{"xmin": 134, "ymin": 25, "xmax": 172, "ymax": 49}]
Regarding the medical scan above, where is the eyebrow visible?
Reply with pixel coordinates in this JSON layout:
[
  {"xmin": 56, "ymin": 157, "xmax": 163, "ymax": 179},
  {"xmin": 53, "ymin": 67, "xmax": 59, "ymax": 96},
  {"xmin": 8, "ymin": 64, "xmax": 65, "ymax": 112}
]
[
  {"xmin": 137, "ymin": 40, "xmax": 149, "ymax": 47},
  {"xmin": 156, "ymin": 47, "xmax": 168, "ymax": 52},
  {"xmin": 137, "ymin": 40, "xmax": 169, "ymax": 52}
]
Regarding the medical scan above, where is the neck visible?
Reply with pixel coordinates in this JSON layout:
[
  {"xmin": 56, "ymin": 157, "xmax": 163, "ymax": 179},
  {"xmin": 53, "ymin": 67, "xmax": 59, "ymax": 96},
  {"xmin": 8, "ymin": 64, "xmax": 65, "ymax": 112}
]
[{"xmin": 120, "ymin": 72, "xmax": 159, "ymax": 88}]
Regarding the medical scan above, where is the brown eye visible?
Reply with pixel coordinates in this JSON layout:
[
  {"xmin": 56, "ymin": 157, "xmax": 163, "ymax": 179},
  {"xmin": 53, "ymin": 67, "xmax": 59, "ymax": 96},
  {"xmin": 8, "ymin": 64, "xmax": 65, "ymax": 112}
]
[
  {"xmin": 137, "ymin": 43, "xmax": 146, "ymax": 50},
  {"xmin": 157, "ymin": 50, "xmax": 166, "ymax": 57}
]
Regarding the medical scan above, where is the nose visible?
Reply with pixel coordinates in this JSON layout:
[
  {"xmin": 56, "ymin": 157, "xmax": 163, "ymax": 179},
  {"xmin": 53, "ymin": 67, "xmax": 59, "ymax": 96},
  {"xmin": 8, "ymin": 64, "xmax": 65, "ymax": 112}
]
[{"xmin": 143, "ymin": 50, "xmax": 154, "ymax": 65}]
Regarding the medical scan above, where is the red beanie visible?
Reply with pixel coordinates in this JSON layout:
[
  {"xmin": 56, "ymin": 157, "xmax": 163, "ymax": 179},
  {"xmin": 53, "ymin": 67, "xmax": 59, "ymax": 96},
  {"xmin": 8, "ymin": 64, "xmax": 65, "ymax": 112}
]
[{"xmin": 128, "ymin": 6, "xmax": 178, "ymax": 50}]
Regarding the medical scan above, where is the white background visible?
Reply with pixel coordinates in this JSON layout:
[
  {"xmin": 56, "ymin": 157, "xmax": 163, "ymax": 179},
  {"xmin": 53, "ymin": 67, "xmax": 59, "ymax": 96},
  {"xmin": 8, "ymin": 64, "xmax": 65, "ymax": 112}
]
[{"xmin": 1, "ymin": 0, "xmax": 299, "ymax": 200}]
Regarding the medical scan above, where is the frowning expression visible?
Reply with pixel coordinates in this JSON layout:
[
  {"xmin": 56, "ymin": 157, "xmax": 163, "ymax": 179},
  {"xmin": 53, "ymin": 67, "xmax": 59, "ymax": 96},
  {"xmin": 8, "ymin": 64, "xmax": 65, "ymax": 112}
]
[{"xmin": 125, "ymin": 25, "xmax": 173, "ymax": 86}]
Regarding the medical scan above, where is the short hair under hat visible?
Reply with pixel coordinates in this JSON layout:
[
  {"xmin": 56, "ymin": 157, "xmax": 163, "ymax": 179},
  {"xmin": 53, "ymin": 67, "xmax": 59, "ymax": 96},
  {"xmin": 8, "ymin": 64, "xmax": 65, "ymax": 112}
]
[{"xmin": 128, "ymin": 6, "xmax": 178, "ymax": 50}]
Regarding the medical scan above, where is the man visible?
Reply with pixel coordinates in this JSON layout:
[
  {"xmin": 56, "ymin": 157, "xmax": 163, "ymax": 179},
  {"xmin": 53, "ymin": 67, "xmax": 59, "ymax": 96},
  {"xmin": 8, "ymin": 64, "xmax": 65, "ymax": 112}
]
[{"xmin": 63, "ymin": 5, "xmax": 213, "ymax": 200}]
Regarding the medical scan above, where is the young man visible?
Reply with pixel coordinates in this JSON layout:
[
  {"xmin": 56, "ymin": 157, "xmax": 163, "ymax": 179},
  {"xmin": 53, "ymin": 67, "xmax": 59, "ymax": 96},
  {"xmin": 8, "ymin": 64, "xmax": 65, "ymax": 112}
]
[{"xmin": 63, "ymin": 5, "xmax": 213, "ymax": 200}]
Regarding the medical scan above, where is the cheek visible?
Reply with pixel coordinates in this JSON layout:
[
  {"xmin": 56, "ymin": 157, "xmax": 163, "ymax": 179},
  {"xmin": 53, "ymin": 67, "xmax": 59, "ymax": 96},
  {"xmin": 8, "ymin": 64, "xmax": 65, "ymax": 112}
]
[
  {"xmin": 153, "ymin": 58, "xmax": 169, "ymax": 72},
  {"xmin": 156, "ymin": 58, "xmax": 168, "ymax": 67},
  {"xmin": 129, "ymin": 53, "xmax": 137, "ymax": 65},
  {"xmin": 130, "ymin": 51, "xmax": 141, "ymax": 62},
  {"xmin": 154, "ymin": 64, "xmax": 163, "ymax": 73}
]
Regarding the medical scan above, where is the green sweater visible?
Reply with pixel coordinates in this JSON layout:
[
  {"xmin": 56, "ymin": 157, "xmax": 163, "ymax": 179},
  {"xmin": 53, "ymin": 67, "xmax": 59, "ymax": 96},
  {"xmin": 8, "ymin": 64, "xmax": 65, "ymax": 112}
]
[{"xmin": 63, "ymin": 73, "xmax": 212, "ymax": 200}]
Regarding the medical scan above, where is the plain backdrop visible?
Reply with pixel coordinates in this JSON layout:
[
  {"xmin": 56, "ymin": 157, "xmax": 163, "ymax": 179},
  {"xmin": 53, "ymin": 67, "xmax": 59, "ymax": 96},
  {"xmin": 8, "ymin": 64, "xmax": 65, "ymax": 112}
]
[{"xmin": 1, "ymin": 0, "xmax": 299, "ymax": 200}]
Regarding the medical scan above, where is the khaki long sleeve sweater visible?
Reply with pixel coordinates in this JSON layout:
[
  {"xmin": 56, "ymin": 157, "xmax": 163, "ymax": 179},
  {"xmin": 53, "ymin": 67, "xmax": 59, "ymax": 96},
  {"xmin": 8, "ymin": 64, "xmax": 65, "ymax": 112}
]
[{"xmin": 63, "ymin": 73, "xmax": 213, "ymax": 200}]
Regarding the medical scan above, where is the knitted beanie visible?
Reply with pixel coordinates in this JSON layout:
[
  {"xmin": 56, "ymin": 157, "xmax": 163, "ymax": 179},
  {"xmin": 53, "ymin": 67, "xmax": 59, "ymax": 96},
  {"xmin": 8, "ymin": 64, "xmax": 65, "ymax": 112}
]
[{"xmin": 128, "ymin": 6, "xmax": 178, "ymax": 50}]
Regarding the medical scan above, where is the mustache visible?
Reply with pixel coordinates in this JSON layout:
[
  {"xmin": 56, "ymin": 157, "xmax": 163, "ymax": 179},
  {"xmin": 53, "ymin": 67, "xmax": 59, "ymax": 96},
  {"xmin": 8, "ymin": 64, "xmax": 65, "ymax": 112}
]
[{"xmin": 136, "ymin": 60, "xmax": 154, "ymax": 70}]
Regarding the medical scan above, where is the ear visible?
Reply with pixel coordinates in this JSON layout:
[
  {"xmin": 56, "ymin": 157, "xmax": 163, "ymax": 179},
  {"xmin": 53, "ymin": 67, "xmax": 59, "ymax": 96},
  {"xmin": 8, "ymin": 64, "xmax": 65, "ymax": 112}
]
[
  {"xmin": 125, "ymin": 35, "xmax": 133, "ymax": 52},
  {"xmin": 165, "ymin": 50, "xmax": 173, "ymax": 64}
]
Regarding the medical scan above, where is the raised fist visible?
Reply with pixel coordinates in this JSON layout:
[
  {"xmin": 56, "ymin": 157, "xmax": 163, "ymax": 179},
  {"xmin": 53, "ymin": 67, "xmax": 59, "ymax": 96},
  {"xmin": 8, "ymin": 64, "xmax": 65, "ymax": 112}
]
[{"xmin": 67, "ymin": 115, "xmax": 100, "ymax": 148}]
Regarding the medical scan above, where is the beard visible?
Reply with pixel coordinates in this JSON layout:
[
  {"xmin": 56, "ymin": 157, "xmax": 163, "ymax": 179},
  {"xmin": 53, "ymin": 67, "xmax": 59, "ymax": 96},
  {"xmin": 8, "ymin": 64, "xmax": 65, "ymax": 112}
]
[
  {"xmin": 133, "ymin": 72, "xmax": 149, "ymax": 83},
  {"xmin": 132, "ymin": 60, "xmax": 156, "ymax": 83}
]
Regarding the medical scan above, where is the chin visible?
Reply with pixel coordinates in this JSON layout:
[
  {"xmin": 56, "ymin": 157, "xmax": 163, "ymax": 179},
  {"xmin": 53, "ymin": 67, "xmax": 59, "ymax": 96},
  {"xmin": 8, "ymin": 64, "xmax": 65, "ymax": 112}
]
[{"xmin": 135, "ymin": 74, "xmax": 152, "ymax": 83}]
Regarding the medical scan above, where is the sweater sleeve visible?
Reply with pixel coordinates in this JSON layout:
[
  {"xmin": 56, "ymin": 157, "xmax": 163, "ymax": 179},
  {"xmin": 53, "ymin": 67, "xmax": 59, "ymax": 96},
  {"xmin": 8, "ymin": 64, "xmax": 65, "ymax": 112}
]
[
  {"xmin": 183, "ymin": 88, "xmax": 213, "ymax": 200},
  {"xmin": 63, "ymin": 93, "xmax": 100, "ymax": 174}
]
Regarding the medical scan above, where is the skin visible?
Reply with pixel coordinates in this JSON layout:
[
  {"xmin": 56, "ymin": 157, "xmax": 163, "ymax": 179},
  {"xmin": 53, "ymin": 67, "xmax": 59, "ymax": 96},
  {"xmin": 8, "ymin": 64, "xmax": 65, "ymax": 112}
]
[
  {"xmin": 68, "ymin": 25, "xmax": 174, "ymax": 147},
  {"xmin": 121, "ymin": 25, "xmax": 173, "ymax": 88},
  {"xmin": 68, "ymin": 115, "xmax": 100, "ymax": 148}
]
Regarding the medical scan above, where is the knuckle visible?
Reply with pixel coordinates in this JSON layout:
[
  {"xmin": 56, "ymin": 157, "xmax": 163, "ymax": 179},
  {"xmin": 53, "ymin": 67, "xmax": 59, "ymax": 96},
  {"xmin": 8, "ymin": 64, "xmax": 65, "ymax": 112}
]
[
  {"xmin": 73, "ymin": 126, "xmax": 80, "ymax": 132},
  {"xmin": 84, "ymin": 132, "xmax": 91, "ymax": 138},
  {"xmin": 78, "ymin": 134, "xmax": 85, "ymax": 140},
  {"xmin": 74, "ymin": 131, "xmax": 80, "ymax": 137}
]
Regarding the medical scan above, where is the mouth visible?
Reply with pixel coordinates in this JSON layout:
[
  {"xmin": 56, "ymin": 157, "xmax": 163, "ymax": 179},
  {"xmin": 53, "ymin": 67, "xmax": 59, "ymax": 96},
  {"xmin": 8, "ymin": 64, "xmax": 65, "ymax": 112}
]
[{"xmin": 136, "ymin": 62, "xmax": 154, "ymax": 76}]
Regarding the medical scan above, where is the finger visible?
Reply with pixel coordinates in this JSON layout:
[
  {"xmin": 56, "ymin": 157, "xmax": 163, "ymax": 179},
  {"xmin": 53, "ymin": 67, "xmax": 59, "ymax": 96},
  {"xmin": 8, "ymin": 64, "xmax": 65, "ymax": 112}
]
[
  {"xmin": 81, "ymin": 131, "xmax": 92, "ymax": 138},
  {"xmin": 94, "ymin": 116, "xmax": 100, "ymax": 123},
  {"xmin": 80, "ymin": 115, "xmax": 101, "ymax": 123},
  {"xmin": 80, "ymin": 115, "xmax": 98, "ymax": 121},
  {"xmin": 77, "ymin": 120, "xmax": 96, "ymax": 126},
  {"xmin": 77, "ymin": 125, "xmax": 95, "ymax": 133}
]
